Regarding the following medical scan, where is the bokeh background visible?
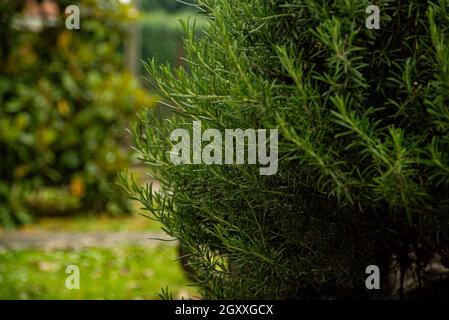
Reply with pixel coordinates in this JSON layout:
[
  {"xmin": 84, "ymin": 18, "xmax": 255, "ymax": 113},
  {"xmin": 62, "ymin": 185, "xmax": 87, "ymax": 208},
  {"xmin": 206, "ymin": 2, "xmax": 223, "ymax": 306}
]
[{"xmin": 0, "ymin": 0, "xmax": 205, "ymax": 299}]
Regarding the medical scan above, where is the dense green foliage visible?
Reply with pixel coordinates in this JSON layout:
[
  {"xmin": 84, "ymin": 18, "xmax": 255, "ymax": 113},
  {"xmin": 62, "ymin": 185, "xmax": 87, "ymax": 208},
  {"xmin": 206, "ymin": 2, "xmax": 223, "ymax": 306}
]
[
  {"xmin": 0, "ymin": 0, "xmax": 154, "ymax": 226},
  {"xmin": 124, "ymin": 0, "xmax": 449, "ymax": 299}
]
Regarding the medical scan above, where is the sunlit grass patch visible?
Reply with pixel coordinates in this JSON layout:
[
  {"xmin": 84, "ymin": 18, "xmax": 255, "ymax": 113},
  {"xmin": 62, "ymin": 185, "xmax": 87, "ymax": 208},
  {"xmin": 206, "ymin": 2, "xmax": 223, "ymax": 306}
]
[
  {"xmin": 0, "ymin": 245, "xmax": 197, "ymax": 300},
  {"xmin": 18, "ymin": 211, "xmax": 162, "ymax": 233}
]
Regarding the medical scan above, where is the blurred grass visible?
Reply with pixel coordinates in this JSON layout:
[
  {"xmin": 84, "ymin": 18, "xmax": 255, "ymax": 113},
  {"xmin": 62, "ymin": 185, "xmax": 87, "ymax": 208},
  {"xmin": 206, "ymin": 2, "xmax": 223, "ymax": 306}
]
[
  {"xmin": 0, "ymin": 200, "xmax": 162, "ymax": 234},
  {"xmin": 14, "ymin": 210, "xmax": 162, "ymax": 233},
  {"xmin": 0, "ymin": 245, "xmax": 197, "ymax": 300},
  {"xmin": 0, "ymin": 173, "xmax": 198, "ymax": 300}
]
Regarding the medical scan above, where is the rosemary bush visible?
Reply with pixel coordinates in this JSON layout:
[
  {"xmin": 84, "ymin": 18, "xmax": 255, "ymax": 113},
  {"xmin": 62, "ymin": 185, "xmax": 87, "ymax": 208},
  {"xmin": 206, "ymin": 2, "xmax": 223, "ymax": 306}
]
[{"xmin": 123, "ymin": 0, "xmax": 449, "ymax": 299}]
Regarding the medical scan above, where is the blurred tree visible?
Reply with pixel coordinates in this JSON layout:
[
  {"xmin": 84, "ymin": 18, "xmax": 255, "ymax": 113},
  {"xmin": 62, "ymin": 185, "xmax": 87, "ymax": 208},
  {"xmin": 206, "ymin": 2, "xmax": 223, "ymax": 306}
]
[{"xmin": 0, "ymin": 0, "xmax": 155, "ymax": 226}]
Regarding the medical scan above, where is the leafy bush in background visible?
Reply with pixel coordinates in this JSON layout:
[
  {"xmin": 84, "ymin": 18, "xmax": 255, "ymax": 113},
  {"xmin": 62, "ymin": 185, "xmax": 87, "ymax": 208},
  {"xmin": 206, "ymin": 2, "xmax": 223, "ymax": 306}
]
[
  {"xmin": 0, "ymin": 0, "xmax": 155, "ymax": 226},
  {"xmin": 124, "ymin": 0, "xmax": 449, "ymax": 299},
  {"xmin": 140, "ymin": 11, "xmax": 185, "ymax": 71},
  {"xmin": 138, "ymin": 3, "xmax": 207, "ymax": 120}
]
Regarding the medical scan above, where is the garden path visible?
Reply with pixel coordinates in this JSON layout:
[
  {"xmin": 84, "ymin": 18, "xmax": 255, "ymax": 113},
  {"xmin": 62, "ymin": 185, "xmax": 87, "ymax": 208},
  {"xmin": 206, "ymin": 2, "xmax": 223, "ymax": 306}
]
[{"xmin": 0, "ymin": 231, "xmax": 175, "ymax": 250}]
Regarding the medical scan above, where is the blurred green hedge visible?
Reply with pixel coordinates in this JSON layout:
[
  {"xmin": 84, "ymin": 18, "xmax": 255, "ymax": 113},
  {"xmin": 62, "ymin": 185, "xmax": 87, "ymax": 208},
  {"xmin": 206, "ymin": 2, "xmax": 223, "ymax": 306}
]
[
  {"xmin": 140, "ymin": 0, "xmax": 195, "ymax": 12},
  {"xmin": 139, "ymin": 10, "xmax": 207, "ymax": 72},
  {"xmin": 0, "ymin": 0, "xmax": 155, "ymax": 227}
]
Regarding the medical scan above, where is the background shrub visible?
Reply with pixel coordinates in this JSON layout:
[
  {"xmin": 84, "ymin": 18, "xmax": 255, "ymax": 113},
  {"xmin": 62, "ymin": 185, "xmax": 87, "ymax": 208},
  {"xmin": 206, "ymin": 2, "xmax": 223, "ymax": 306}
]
[
  {"xmin": 140, "ymin": 0, "xmax": 195, "ymax": 12},
  {"xmin": 140, "ymin": 10, "xmax": 189, "ymax": 69},
  {"xmin": 124, "ymin": 0, "xmax": 449, "ymax": 299},
  {"xmin": 0, "ymin": 0, "xmax": 154, "ymax": 226},
  {"xmin": 139, "ymin": 8, "xmax": 207, "ymax": 72}
]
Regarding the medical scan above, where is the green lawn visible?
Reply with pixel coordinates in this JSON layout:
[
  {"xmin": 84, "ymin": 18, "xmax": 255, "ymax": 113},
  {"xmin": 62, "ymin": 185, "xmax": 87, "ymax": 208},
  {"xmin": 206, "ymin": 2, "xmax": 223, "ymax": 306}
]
[
  {"xmin": 16, "ymin": 210, "xmax": 163, "ymax": 233},
  {"xmin": 0, "ymin": 196, "xmax": 199, "ymax": 300},
  {"xmin": 0, "ymin": 245, "xmax": 198, "ymax": 300}
]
